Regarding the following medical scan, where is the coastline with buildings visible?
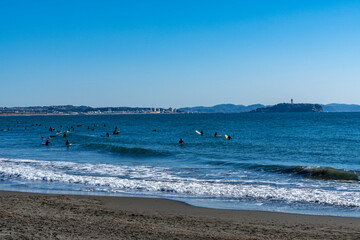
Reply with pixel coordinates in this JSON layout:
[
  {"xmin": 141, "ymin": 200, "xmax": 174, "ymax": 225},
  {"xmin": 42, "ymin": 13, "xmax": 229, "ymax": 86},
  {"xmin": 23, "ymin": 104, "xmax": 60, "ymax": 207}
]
[{"xmin": 0, "ymin": 105, "xmax": 178, "ymax": 116}]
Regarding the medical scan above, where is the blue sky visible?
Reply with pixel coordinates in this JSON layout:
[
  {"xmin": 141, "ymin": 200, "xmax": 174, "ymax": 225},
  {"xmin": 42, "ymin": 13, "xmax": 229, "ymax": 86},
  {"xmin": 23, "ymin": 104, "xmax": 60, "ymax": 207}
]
[{"xmin": 0, "ymin": 0, "xmax": 359, "ymax": 108}]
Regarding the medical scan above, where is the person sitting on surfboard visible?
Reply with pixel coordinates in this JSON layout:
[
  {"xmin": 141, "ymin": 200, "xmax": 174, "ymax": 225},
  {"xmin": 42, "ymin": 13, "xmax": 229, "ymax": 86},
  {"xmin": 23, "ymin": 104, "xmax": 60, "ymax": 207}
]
[
  {"xmin": 200, "ymin": 130, "xmax": 204, "ymax": 135},
  {"xmin": 227, "ymin": 135, "xmax": 232, "ymax": 140},
  {"xmin": 179, "ymin": 138, "xmax": 184, "ymax": 145},
  {"xmin": 214, "ymin": 132, "xmax": 218, "ymax": 137},
  {"xmin": 66, "ymin": 140, "xmax": 70, "ymax": 146}
]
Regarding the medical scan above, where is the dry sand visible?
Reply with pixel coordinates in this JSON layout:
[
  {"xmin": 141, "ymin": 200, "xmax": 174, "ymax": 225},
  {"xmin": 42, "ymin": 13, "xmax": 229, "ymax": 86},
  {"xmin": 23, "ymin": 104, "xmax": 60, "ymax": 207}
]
[{"xmin": 0, "ymin": 190, "xmax": 359, "ymax": 239}]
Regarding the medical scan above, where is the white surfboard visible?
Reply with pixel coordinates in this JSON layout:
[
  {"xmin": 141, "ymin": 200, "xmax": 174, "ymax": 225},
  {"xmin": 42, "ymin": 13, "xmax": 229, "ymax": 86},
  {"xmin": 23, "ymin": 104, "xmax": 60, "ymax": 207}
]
[{"xmin": 195, "ymin": 130, "xmax": 201, "ymax": 135}]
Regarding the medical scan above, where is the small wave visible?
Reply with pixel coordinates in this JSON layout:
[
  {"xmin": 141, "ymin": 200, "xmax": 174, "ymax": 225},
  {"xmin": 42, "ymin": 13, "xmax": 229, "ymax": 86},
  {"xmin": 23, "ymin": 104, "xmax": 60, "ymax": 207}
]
[
  {"xmin": 254, "ymin": 165, "xmax": 360, "ymax": 181},
  {"xmin": 288, "ymin": 166, "xmax": 360, "ymax": 181},
  {"xmin": 204, "ymin": 160, "xmax": 360, "ymax": 181},
  {"xmin": 85, "ymin": 143, "xmax": 168, "ymax": 157}
]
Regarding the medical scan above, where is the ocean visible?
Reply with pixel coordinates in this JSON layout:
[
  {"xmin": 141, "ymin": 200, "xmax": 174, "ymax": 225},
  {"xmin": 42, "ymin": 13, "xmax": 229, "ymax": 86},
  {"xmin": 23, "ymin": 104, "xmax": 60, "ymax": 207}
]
[{"xmin": 0, "ymin": 113, "xmax": 359, "ymax": 217}]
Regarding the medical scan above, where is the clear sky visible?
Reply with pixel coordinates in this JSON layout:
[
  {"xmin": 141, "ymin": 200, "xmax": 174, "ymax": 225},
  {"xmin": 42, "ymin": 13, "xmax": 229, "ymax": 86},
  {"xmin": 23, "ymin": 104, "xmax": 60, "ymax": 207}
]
[{"xmin": 1, "ymin": 0, "xmax": 359, "ymax": 108}]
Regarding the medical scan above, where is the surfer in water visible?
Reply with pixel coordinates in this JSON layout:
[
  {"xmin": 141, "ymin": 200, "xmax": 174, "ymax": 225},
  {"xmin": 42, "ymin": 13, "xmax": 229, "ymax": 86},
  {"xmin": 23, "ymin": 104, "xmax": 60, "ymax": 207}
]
[
  {"xmin": 200, "ymin": 130, "xmax": 204, "ymax": 135},
  {"xmin": 179, "ymin": 138, "xmax": 184, "ymax": 145},
  {"xmin": 227, "ymin": 135, "xmax": 232, "ymax": 140},
  {"xmin": 214, "ymin": 132, "xmax": 218, "ymax": 137},
  {"xmin": 63, "ymin": 133, "xmax": 67, "ymax": 137},
  {"xmin": 113, "ymin": 127, "xmax": 119, "ymax": 135},
  {"xmin": 106, "ymin": 132, "xmax": 110, "ymax": 137},
  {"xmin": 66, "ymin": 140, "xmax": 70, "ymax": 146},
  {"xmin": 45, "ymin": 140, "xmax": 50, "ymax": 146}
]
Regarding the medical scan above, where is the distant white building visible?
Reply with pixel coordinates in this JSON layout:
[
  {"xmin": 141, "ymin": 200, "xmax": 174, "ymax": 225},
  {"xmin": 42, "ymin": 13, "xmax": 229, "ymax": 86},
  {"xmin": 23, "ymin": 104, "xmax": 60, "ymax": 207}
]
[{"xmin": 152, "ymin": 108, "xmax": 160, "ymax": 113}]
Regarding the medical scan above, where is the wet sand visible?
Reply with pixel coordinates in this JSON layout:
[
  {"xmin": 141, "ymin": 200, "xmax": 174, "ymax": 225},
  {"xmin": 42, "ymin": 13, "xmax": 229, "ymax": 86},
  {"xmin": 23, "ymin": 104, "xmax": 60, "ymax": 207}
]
[{"xmin": 0, "ymin": 190, "xmax": 359, "ymax": 239}]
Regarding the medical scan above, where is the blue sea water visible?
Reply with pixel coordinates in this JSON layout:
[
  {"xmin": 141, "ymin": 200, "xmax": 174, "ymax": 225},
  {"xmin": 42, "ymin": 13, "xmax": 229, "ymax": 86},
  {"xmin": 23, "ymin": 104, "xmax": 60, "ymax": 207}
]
[{"xmin": 0, "ymin": 113, "xmax": 360, "ymax": 217}]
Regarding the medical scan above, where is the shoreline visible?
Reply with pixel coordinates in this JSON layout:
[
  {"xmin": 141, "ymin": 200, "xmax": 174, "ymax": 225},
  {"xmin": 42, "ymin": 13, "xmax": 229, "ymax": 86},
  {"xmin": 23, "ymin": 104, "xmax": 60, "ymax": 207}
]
[
  {"xmin": 1, "ymin": 190, "xmax": 360, "ymax": 239},
  {"xmin": 0, "ymin": 112, "xmax": 182, "ymax": 117}
]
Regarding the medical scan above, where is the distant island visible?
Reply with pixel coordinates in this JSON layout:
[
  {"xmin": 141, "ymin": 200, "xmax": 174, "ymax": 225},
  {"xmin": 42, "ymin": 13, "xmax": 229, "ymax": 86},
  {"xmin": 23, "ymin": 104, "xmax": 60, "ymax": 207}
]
[{"xmin": 250, "ymin": 103, "xmax": 323, "ymax": 113}]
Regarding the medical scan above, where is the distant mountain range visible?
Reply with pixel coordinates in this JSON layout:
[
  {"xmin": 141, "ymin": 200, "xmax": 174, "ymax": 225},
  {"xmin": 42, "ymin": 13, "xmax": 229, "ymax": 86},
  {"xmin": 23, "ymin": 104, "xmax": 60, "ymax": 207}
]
[
  {"xmin": 179, "ymin": 104, "xmax": 265, "ymax": 113},
  {"xmin": 179, "ymin": 103, "xmax": 360, "ymax": 113},
  {"xmin": 322, "ymin": 104, "xmax": 360, "ymax": 112}
]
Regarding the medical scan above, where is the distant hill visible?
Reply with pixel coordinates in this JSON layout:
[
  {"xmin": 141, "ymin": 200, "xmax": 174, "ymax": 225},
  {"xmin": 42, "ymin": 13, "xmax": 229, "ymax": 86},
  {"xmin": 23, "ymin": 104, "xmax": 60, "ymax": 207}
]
[
  {"xmin": 179, "ymin": 104, "xmax": 265, "ymax": 113},
  {"xmin": 251, "ymin": 103, "xmax": 323, "ymax": 113}
]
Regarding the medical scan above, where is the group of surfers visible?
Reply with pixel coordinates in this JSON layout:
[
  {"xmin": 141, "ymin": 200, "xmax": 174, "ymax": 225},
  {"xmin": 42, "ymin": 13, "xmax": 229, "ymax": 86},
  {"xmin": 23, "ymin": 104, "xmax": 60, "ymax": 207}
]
[
  {"xmin": 10, "ymin": 123, "xmax": 232, "ymax": 147},
  {"xmin": 178, "ymin": 131, "xmax": 231, "ymax": 145}
]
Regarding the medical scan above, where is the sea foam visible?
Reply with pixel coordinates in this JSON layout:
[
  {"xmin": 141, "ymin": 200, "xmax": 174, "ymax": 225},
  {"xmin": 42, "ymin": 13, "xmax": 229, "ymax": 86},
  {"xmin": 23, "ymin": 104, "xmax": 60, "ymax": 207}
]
[{"xmin": 0, "ymin": 157, "xmax": 360, "ymax": 208}]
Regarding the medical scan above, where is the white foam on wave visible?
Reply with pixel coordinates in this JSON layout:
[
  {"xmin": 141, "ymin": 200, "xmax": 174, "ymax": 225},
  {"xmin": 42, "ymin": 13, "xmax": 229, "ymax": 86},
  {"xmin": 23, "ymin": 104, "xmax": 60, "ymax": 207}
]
[
  {"xmin": 0, "ymin": 158, "xmax": 177, "ymax": 181},
  {"xmin": 0, "ymin": 158, "xmax": 360, "ymax": 207}
]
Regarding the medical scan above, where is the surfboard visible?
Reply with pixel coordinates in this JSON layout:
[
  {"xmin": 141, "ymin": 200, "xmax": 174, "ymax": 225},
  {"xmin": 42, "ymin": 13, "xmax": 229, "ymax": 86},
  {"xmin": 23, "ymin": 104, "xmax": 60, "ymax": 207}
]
[
  {"xmin": 195, "ymin": 130, "xmax": 202, "ymax": 135},
  {"xmin": 225, "ymin": 135, "xmax": 229, "ymax": 139},
  {"xmin": 217, "ymin": 134, "xmax": 221, "ymax": 137}
]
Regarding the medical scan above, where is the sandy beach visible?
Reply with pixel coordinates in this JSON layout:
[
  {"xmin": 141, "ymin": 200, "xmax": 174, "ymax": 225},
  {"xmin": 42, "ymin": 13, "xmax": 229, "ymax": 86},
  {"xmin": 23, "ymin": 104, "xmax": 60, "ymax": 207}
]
[{"xmin": 0, "ymin": 191, "xmax": 359, "ymax": 239}]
